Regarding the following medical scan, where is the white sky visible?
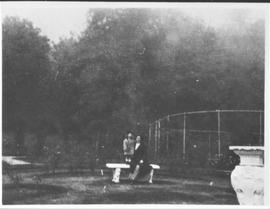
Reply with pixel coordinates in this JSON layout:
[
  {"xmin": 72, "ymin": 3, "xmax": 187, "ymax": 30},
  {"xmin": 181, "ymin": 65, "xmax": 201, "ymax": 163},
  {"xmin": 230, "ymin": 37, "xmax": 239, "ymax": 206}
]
[{"xmin": 1, "ymin": 2, "xmax": 266, "ymax": 43}]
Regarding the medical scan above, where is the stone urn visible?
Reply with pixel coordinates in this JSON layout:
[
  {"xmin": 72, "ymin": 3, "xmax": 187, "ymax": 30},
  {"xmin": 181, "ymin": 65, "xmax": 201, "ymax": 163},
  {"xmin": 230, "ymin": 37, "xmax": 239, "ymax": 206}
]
[{"xmin": 229, "ymin": 146, "xmax": 264, "ymax": 205}]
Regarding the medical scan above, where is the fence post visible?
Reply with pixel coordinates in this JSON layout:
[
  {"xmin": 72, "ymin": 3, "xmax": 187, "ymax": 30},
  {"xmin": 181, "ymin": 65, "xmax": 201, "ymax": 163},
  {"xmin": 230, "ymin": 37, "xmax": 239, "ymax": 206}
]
[
  {"xmin": 183, "ymin": 112, "xmax": 186, "ymax": 161},
  {"xmin": 157, "ymin": 119, "xmax": 161, "ymax": 161},
  {"xmin": 96, "ymin": 131, "xmax": 100, "ymax": 160},
  {"xmin": 208, "ymin": 134, "xmax": 211, "ymax": 161},
  {"xmin": 155, "ymin": 120, "xmax": 160, "ymax": 161},
  {"xmin": 154, "ymin": 121, "xmax": 157, "ymax": 161},
  {"xmin": 217, "ymin": 110, "xmax": 221, "ymax": 158},
  {"xmin": 259, "ymin": 111, "xmax": 262, "ymax": 145},
  {"xmin": 166, "ymin": 116, "xmax": 170, "ymax": 157},
  {"xmin": 148, "ymin": 124, "xmax": 151, "ymax": 153}
]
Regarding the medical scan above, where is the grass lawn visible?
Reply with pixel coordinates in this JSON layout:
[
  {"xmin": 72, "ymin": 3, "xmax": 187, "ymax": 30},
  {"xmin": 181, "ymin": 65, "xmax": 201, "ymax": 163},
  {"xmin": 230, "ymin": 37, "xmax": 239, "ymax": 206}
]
[{"xmin": 2, "ymin": 169, "xmax": 238, "ymax": 204}]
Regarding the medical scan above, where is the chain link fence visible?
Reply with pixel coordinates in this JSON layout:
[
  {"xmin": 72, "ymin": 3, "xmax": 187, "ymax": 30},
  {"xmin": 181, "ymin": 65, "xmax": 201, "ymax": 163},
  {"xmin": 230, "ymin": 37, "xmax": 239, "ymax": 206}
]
[{"xmin": 148, "ymin": 110, "xmax": 264, "ymax": 168}]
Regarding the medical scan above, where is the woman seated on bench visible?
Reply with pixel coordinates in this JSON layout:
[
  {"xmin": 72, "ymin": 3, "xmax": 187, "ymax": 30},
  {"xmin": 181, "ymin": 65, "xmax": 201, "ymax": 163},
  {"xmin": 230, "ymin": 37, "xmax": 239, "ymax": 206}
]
[{"xmin": 129, "ymin": 135, "xmax": 153, "ymax": 183}]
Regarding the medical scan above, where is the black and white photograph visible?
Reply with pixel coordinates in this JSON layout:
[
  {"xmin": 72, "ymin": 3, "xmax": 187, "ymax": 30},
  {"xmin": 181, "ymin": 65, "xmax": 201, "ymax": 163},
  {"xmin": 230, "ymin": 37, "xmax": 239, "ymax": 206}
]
[{"xmin": 1, "ymin": 2, "xmax": 269, "ymax": 206}]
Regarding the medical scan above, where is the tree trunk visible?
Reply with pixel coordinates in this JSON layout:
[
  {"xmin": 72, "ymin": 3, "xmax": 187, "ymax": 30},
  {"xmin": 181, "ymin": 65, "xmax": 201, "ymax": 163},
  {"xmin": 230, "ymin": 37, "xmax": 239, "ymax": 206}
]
[{"xmin": 15, "ymin": 125, "xmax": 25, "ymax": 156}]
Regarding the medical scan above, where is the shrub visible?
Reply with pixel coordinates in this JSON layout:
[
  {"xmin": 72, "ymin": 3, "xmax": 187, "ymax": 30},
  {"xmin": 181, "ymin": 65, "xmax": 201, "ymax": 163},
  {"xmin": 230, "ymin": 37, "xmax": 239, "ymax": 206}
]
[{"xmin": 43, "ymin": 135, "xmax": 64, "ymax": 174}]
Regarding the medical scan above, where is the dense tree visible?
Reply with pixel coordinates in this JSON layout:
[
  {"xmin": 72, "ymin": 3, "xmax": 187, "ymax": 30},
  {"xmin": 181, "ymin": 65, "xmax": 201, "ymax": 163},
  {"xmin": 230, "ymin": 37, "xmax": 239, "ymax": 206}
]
[
  {"xmin": 3, "ymin": 16, "xmax": 51, "ymax": 154},
  {"xmin": 2, "ymin": 9, "xmax": 264, "ymax": 158}
]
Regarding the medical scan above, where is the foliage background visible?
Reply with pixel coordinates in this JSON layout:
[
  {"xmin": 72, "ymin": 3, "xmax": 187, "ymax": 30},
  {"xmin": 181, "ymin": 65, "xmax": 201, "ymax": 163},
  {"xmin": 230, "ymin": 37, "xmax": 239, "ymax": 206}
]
[{"xmin": 2, "ymin": 9, "xmax": 264, "ymax": 169}]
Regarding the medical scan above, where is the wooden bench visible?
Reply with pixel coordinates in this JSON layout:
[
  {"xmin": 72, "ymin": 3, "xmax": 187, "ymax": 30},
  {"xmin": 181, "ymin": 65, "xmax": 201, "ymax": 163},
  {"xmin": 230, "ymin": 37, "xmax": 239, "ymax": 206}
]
[{"xmin": 106, "ymin": 163, "xmax": 160, "ymax": 183}]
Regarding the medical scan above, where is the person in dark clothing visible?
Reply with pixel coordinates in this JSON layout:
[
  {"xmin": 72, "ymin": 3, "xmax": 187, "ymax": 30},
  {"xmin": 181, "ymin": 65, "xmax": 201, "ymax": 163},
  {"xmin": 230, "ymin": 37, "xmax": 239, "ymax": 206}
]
[{"xmin": 129, "ymin": 135, "xmax": 153, "ymax": 183}]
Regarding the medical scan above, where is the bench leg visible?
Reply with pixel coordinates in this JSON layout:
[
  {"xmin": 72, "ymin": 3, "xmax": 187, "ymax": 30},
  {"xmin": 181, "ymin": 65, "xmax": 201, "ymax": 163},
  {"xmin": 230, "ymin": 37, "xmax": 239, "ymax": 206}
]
[
  {"xmin": 112, "ymin": 168, "xmax": 121, "ymax": 183},
  {"xmin": 149, "ymin": 169, "xmax": 154, "ymax": 184}
]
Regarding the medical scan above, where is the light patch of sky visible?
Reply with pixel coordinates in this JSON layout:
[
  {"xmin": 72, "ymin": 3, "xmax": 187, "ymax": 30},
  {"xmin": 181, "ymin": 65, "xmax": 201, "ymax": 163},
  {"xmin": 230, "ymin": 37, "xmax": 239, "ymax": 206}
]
[
  {"xmin": 1, "ymin": 2, "xmax": 265, "ymax": 43},
  {"xmin": 183, "ymin": 8, "xmax": 265, "ymax": 28},
  {"xmin": 1, "ymin": 3, "xmax": 89, "ymax": 43}
]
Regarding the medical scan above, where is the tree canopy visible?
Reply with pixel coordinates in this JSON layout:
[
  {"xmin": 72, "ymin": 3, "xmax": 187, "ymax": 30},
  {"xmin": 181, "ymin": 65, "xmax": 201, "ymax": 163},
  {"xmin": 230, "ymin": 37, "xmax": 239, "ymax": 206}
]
[{"xmin": 2, "ymin": 9, "xmax": 264, "ymax": 156}]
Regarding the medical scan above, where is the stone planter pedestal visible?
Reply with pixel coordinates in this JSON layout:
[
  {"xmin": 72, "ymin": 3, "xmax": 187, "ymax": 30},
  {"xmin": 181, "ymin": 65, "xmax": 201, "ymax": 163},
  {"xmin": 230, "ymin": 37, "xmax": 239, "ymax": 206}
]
[{"xmin": 229, "ymin": 146, "xmax": 264, "ymax": 205}]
